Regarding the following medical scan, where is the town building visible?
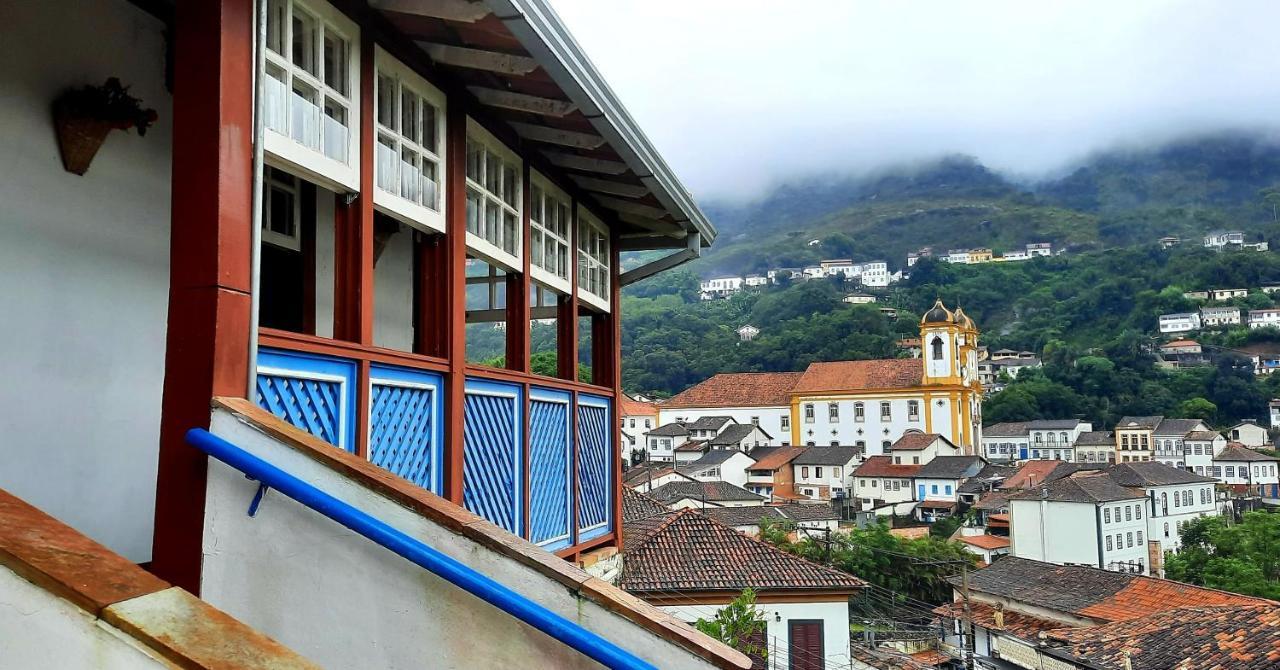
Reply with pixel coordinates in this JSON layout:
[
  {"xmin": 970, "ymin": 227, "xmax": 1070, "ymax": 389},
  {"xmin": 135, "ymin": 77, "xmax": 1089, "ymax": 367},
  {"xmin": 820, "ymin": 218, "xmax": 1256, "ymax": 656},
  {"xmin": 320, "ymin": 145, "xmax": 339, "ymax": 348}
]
[
  {"xmin": 1204, "ymin": 230, "xmax": 1246, "ymax": 248},
  {"xmin": 645, "ymin": 423, "xmax": 691, "ymax": 462},
  {"xmin": 621, "ymin": 508, "xmax": 865, "ymax": 670},
  {"xmin": 954, "ymin": 530, "xmax": 1012, "ymax": 564},
  {"xmin": 1114, "ymin": 416, "xmax": 1161, "ymax": 463},
  {"xmin": 660, "ymin": 372, "xmax": 803, "ymax": 445},
  {"xmin": 976, "ymin": 356, "xmax": 1042, "ymax": 390},
  {"xmin": 1182, "ymin": 289, "xmax": 1209, "ymax": 300},
  {"xmin": 0, "ymin": 1, "xmax": 755, "ymax": 667},
  {"xmin": 1151, "ymin": 417, "xmax": 1211, "ymax": 467},
  {"xmin": 945, "ymin": 249, "xmax": 972, "ymax": 264},
  {"xmin": 1209, "ymin": 287, "xmax": 1249, "ymax": 301},
  {"xmin": 621, "ymin": 394, "xmax": 659, "ymax": 459},
  {"xmin": 842, "ymin": 292, "xmax": 877, "ymax": 304},
  {"xmin": 1158, "ymin": 312, "xmax": 1201, "ymax": 334},
  {"xmin": 913, "ymin": 455, "xmax": 985, "ymax": 521},
  {"xmin": 1009, "ymin": 474, "xmax": 1149, "ymax": 573},
  {"xmin": 1226, "ymin": 419, "xmax": 1270, "ymax": 447},
  {"xmin": 1199, "ymin": 305, "xmax": 1242, "ymax": 327},
  {"xmin": 1248, "ymin": 308, "xmax": 1280, "ymax": 330},
  {"xmin": 708, "ymin": 423, "xmax": 774, "ymax": 452},
  {"xmin": 1158, "ymin": 339, "xmax": 1205, "ymax": 367},
  {"xmin": 860, "ymin": 261, "xmax": 892, "ymax": 287},
  {"xmin": 744, "ymin": 446, "xmax": 805, "ymax": 499},
  {"xmin": 1160, "ymin": 236, "xmax": 1182, "ymax": 249},
  {"xmin": 1074, "ymin": 430, "xmax": 1117, "ymax": 464},
  {"xmin": 625, "ymin": 463, "xmax": 696, "ymax": 493},
  {"xmin": 644, "ymin": 480, "xmax": 765, "ymax": 510},
  {"xmin": 699, "ymin": 276, "xmax": 744, "ymax": 299},
  {"xmin": 1271, "ymin": 399, "xmax": 1280, "ymax": 429},
  {"xmin": 789, "ymin": 300, "xmax": 983, "ymax": 454},
  {"xmin": 686, "ymin": 415, "xmax": 737, "ymax": 441},
  {"xmin": 890, "ymin": 432, "xmax": 961, "ymax": 465},
  {"xmin": 744, "ymin": 274, "xmax": 768, "ymax": 287},
  {"xmin": 791, "ymin": 446, "xmax": 861, "ymax": 501},
  {"xmin": 1106, "ymin": 462, "xmax": 1218, "ymax": 565},
  {"xmin": 1211, "ymin": 444, "xmax": 1280, "ymax": 497},
  {"xmin": 981, "ymin": 422, "xmax": 1031, "ymax": 461},
  {"xmin": 1183, "ymin": 430, "xmax": 1226, "ymax": 476},
  {"xmin": 678, "ymin": 450, "xmax": 757, "ymax": 489},
  {"xmin": 736, "ymin": 324, "xmax": 760, "ymax": 341},
  {"xmin": 1027, "ymin": 419, "xmax": 1094, "ymax": 461},
  {"xmin": 852, "ymin": 456, "xmax": 920, "ymax": 516},
  {"xmin": 933, "ymin": 557, "xmax": 1272, "ymax": 670},
  {"xmin": 1026, "ymin": 242, "xmax": 1053, "ymax": 257}
]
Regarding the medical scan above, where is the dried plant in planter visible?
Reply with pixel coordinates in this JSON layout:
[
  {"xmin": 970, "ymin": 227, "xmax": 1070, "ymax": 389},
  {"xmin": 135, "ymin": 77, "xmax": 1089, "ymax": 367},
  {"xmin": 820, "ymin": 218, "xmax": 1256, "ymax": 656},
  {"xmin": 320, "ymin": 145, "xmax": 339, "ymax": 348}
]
[{"xmin": 52, "ymin": 77, "xmax": 158, "ymax": 175}]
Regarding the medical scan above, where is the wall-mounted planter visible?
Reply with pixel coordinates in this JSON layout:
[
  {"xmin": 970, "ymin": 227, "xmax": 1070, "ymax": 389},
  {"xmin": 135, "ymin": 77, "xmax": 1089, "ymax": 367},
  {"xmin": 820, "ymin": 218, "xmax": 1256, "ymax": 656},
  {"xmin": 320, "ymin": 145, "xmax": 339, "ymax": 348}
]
[{"xmin": 53, "ymin": 106, "xmax": 115, "ymax": 176}]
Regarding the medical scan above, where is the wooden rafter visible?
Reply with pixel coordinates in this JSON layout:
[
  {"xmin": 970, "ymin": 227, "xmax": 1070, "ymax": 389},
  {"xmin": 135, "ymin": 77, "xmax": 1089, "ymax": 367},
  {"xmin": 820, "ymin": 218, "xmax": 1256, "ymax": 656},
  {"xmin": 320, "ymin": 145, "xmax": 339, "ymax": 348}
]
[
  {"xmin": 543, "ymin": 151, "xmax": 628, "ymax": 175},
  {"xmin": 467, "ymin": 86, "xmax": 577, "ymax": 117},
  {"xmin": 371, "ymin": 0, "xmax": 491, "ymax": 23},
  {"xmin": 592, "ymin": 194, "xmax": 669, "ymax": 219},
  {"xmin": 571, "ymin": 175, "xmax": 648, "ymax": 199},
  {"xmin": 508, "ymin": 121, "xmax": 605, "ymax": 149},
  {"xmin": 618, "ymin": 211, "xmax": 686, "ymax": 237},
  {"xmin": 420, "ymin": 42, "xmax": 539, "ymax": 75}
]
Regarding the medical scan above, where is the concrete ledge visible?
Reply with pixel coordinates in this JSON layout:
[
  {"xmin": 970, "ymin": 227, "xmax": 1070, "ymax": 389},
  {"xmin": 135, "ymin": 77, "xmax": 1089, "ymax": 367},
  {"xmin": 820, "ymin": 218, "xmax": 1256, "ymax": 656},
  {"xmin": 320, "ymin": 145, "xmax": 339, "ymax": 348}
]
[{"xmin": 212, "ymin": 396, "xmax": 752, "ymax": 670}]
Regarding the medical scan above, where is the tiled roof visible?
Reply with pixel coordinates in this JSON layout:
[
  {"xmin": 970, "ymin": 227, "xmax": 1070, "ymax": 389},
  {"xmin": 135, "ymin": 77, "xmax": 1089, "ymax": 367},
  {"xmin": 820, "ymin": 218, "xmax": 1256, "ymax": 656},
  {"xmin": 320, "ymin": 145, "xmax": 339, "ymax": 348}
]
[
  {"xmin": 915, "ymin": 456, "xmax": 984, "ymax": 479},
  {"xmin": 791, "ymin": 359, "xmax": 923, "ymax": 394},
  {"xmin": 675, "ymin": 440, "xmax": 709, "ymax": 452},
  {"xmin": 958, "ymin": 463, "xmax": 1018, "ymax": 493},
  {"xmin": 1217, "ymin": 444, "xmax": 1280, "ymax": 462},
  {"xmin": 908, "ymin": 650, "xmax": 951, "ymax": 667},
  {"xmin": 748, "ymin": 447, "xmax": 806, "ymax": 471},
  {"xmin": 1117, "ymin": 416, "xmax": 1163, "ymax": 430},
  {"xmin": 647, "ymin": 423, "xmax": 690, "ymax": 437},
  {"xmin": 775, "ymin": 503, "xmax": 839, "ymax": 522},
  {"xmin": 646, "ymin": 481, "xmax": 764, "ymax": 504},
  {"xmin": 661, "ymin": 372, "xmax": 803, "ymax": 408},
  {"xmin": 972, "ymin": 491, "xmax": 1011, "ymax": 511},
  {"xmin": 1044, "ymin": 604, "xmax": 1280, "ymax": 670},
  {"xmin": 687, "ymin": 415, "xmax": 735, "ymax": 431},
  {"xmin": 622, "ymin": 488, "xmax": 671, "ymax": 522},
  {"xmin": 619, "ymin": 509, "xmax": 865, "ymax": 593},
  {"xmin": 620, "ymin": 394, "xmax": 657, "ymax": 417},
  {"xmin": 1185, "ymin": 430, "xmax": 1221, "ymax": 441},
  {"xmin": 792, "ymin": 446, "xmax": 861, "ymax": 466},
  {"xmin": 709, "ymin": 424, "xmax": 770, "ymax": 445},
  {"xmin": 1075, "ymin": 430, "xmax": 1115, "ymax": 446},
  {"xmin": 677, "ymin": 450, "xmax": 749, "ymax": 472},
  {"xmin": 848, "ymin": 645, "xmax": 935, "ymax": 670},
  {"xmin": 1027, "ymin": 419, "xmax": 1085, "ymax": 430},
  {"xmin": 982, "ymin": 422, "xmax": 1029, "ymax": 437},
  {"xmin": 957, "ymin": 534, "xmax": 1010, "ymax": 550},
  {"xmin": 1008, "ymin": 474, "xmax": 1143, "ymax": 503},
  {"xmin": 1106, "ymin": 461, "xmax": 1217, "ymax": 486},
  {"xmin": 853, "ymin": 456, "xmax": 922, "ymax": 478},
  {"xmin": 955, "ymin": 557, "xmax": 1268, "ymax": 623},
  {"xmin": 892, "ymin": 433, "xmax": 950, "ymax": 451},
  {"xmin": 1001, "ymin": 460, "xmax": 1075, "ymax": 490},
  {"xmin": 623, "ymin": 463, "xmax": 691, "ymax": 487},
  {"xmin": 1154, "ymin": 418, "xmax": 1205, "ymax": 436},
  {"xmin": 916, "ymin": 499, "xmax": 957, "ymax": 509},
  {"xmin": 934, "ymin": 601, "xmax": 1064, "ymax": 640},
  {"xmin": 699, "ymin": 506, "xmax": 787, "ymax": 528}
]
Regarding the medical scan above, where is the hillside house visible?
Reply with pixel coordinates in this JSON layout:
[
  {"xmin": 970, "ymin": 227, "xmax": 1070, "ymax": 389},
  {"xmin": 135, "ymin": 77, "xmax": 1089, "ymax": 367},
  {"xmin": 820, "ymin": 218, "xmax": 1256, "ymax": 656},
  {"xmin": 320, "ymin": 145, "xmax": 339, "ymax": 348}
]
[
  {"xmin": 890, "ymin": 432, "xmax": 960, "ymax": 465},
  {"xmin": 660, "ymin": 372, "xmax": 802, "ymax": 445},
  {"xmin": 852, "ymin": 456, "xmax": 920, "ymax": 516},
  {"xmin": 1200, "ymin": 305, "xmax": 1241, "ymax": 327},
  {"xmin": 1211, "ymin": 444, "xmax": 1280, "ymax": 497},
  {"xmin": 1158, "ymin": 339, "xmax": 1205, "ymax": 367},
  {"xmin": 1209, "ymin": 287, "xmax": 1249, "ymax": 301},
  {"xmin": 860, "ymin": 261, "xmax": 892, "ymax": 286},
  {"xmin": 791, "ymin": 446, "xmax": 861, "ymax": 501},
  {"xmin": 1271, "ymin": 399, "xmax": 1280, "ymax": 429},
  {"xmin": 700, "ymin": 276, "xmax": 744, "ymax": 299},
  {"xmin": 1182, "ymin": 289, "xmax": 1209, "ymax": 300},
  {"xmin": 1248, "ymin": 308, "xmax": 1280, "ymax": 329},
  {"xmin": 621, "ymin": 394, "xmax": 658, "ymax": 458},
  {"xmin": 1204, "ymin": 230, "xmax": 1245, "ymax": 248},
  {"xmin": 843, "ymin": 292, "xmax": 877, "ymax": 304},
  {"xmin": 646, "ymin": 423, "xmax": 691, "ymax": 462},
  {"xmin": 736, "ymin": 324, "xmax": 760, "ymax": 341},
  {"xmin": 1158, "ymin": 312, "xmax": 1201, "ymax": 334},
  {"xmin": 0, "ymin": 1, "xmax": 757, "ymax": 667},
  {"xmin": 1227, "ymin": 419, "xmax": 1269, "ymax": 447},
  {"xmin": 1026, "ymin": 242, "xmax": 1053, "ymax": 256},
  {"xmin": 913, "ymin": 455, "xmax": 985, "ymax": 521},
  {"xmin": 1160, "ymin": 236, "xmax": 1182, "ymax": 249},
  {"xmin": 744, "ymin": 446, "xmax": 805, "ymax": 499},
  {"xmin": 744, "ymin": 274, "xmax": 768, "ymax": 287}
]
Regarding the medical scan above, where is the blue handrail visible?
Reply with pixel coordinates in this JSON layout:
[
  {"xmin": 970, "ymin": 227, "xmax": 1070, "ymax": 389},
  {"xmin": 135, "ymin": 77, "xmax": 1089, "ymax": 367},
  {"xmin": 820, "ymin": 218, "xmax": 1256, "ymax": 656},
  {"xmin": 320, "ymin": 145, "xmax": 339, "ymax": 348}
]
[{"xmin": 186, "ymin": 428, "xmax": 656, "ymax": 670}]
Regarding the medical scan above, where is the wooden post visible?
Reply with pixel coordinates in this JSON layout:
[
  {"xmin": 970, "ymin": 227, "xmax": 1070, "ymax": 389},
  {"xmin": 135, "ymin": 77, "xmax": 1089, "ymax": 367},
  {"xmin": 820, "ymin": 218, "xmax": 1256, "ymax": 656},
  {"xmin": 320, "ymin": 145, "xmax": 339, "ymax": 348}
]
[
  {"xmin": 507, "ymin": 163, "xmax": 531, "ymax": 372},
  {"xmin": 608, "ymin": 228, "xmax": 624, "ymax": 548},
  {"xmin": 558, "ymin": 200, "xmax": 579, "ymax": 381},
  {"xmin": 443, "ymin": 100, "xmax": 468, "ymax": 503},
  {"xmin": 152, "ymin": 0, "xmax": 255, "ymax": 593}
]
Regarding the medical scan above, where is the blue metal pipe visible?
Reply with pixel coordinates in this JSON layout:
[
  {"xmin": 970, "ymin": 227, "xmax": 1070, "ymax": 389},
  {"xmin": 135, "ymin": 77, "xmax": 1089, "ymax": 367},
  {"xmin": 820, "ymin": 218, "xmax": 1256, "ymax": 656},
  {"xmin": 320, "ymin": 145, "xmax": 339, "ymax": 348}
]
[{"xmin": 185, "ymin": 428, "xmax": 656, "ymax": 670}]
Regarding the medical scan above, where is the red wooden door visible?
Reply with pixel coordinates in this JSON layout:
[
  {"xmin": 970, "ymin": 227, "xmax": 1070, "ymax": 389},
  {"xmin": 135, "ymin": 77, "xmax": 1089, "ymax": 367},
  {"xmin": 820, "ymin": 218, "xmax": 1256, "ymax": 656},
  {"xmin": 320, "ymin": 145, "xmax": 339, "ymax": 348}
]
[{"xmin": 787, "ymin": 619, "xmax": 824, "ymax": 670}]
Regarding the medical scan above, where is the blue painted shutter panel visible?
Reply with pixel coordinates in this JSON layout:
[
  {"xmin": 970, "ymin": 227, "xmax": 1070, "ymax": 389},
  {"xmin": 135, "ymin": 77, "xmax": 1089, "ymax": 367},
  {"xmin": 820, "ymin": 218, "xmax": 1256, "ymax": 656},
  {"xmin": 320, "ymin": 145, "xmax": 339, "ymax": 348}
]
[
  {"xmin": 463, "ymin": 381, "xmax": 522, "ymax": 535},
  {"xmin": 529, "ymin": 391, "xmax": 572, "ymax": 548},
  {"xmin": 576, "ymin": 397, "xmax": 611, "ymax": 540}
]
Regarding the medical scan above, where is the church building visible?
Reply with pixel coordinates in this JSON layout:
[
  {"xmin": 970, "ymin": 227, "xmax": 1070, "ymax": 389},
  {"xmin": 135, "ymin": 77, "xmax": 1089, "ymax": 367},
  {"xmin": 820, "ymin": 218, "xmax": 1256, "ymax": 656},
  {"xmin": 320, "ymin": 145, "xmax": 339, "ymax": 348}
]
[{"xmin": 788, "ymin": 300, "xmax": 983, "ymax": 454}]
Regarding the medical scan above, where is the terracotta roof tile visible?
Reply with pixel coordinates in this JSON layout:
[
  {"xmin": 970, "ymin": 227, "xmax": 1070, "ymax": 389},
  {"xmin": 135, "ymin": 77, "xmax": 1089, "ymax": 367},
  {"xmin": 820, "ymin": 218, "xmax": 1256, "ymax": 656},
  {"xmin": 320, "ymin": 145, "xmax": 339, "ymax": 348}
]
[
  {"xmin": 1001, "ymin": 460, "xmax": 1075, "ymax": 490},
  {"xmin": 620, "ymin": 509, "xmax": 865, "ymax": 593},
  {"xmin": 957, "ymin": 534, "xmax": 1011, "ymax": 550},
  {"xmin": 661, "ymin": 372, "xmax": 803, "ymax": 409},
  {"xmin": 646, "ymin": 481, "xmax": 764, "ymax": 504},
  {"xmin": 620, "ymin": 394, "xmax": 658, "ymax": 417},
  {"xmin": 853, "ymin": 455, "xmax": 923, "ymax": 478},
  {"xmin": 934, "ymin": 601, "xmax": 1065, "ymax": 640},
  {"xmin": 749, "ymin": 447, "xmax": 808, "ymax": 471},
  {"xmin": 849, "ymin": 645, "xmax": 936, "ymax": 670},
  {"xmin": 792, "ymin": 359, "xmax": 922, "ymax": 394},
  {"xmin": 622, "ymin": 488, "xmax": 671, "ymax": 523}
]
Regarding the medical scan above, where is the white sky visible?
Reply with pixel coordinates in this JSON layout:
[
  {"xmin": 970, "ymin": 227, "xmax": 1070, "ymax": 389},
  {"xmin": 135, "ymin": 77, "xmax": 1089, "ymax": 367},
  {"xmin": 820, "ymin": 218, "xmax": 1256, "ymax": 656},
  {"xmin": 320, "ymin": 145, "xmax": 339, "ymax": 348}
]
[{"xmin": 550, "ymin": 0, "xmax": 1280, "ymax": 201}]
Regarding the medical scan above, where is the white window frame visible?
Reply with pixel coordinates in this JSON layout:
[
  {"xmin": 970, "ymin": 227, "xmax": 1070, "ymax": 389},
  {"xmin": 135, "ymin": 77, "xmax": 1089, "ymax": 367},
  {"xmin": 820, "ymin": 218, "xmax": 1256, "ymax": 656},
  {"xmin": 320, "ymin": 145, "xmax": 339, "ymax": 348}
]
[
  {"xmin": 263, "ymin": 0, "xmax": 360, "ymax": 191},
  {"xmin": 529, "ymin": 171, "xmax": 573, "ymax": 294},
  {"xmin": 372, "ymin": 46, "xmax": 446, "ymax": 234},
  {"xmin": 576, "ymin": 205, "xmax": 611, "ymax": 312},
  {"xmin": 465, "ymin": 118, "xmax": 522, "ymax": 271},
  {"xmin": 263, "ymin": 169, "xmax": 302, "ymax": 251}
]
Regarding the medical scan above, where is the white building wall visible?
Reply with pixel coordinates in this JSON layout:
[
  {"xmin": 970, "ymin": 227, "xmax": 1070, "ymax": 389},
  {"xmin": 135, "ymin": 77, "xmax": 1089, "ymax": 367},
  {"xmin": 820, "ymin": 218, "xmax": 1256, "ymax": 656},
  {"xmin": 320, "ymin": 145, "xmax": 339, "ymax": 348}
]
[
  {"xmin": 916, "ymin": 477, "xmax": 960, "ymax": 502},
  {"xmin": 662, "ymin": 600, "xmax": 850, "ymax": 670},
  {"xmin": 0, "ymin": 0, "xmax": 173, "ymax": 562},
  {"xmin": 853, "ymin": 476, "xmax": 915, "ymax": 506},
  {"xmin": 202, "ymin": 410, "xmax": 727, "ymax": 670},
  {"xmin": 798, "ymin": 397, "xmax": 932, "ymax": 454},
  {"xmin": 660, "ymin": 407, "xmax": 790, "ymax": 445},
  {"xmin": 1144, "ymin": 484, "xmax": 1216, "ymax": 555},
  {"xmin": 1010, "ymin": 500, "xmax": 1100, "ymax": 567}
]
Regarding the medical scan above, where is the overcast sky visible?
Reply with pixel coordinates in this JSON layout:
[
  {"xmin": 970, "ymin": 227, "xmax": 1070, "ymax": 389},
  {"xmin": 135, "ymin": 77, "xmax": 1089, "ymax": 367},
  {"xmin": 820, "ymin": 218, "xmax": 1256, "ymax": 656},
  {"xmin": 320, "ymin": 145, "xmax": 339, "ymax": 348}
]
[{"xmin": 551, "ymin": 1, "xmax": 1280, "ymax": 202}]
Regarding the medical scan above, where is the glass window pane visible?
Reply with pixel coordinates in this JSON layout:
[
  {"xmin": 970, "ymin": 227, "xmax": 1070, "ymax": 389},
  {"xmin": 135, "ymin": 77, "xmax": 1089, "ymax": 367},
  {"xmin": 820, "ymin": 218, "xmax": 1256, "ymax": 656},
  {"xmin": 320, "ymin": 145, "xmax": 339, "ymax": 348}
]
[
  {"xmin": 422, "ymin": 160, "xmax": 438, "ymax": 210},
  {"xmin": 467, "ymin": 141, "xmax": 483, "ymax": 183},
  {"xmin": 502, "ymin": 166, "xmax": 518, "ymax": 206},
  {"xmin": 466, "ymin": 188, "xmax": 483, "ymax": 235},
  {"xmin": 291, "ymin": 10, "xmax": 317, "ymax": 76},
  {"xmin": 376, "ymin": 74, "xmax": 395, "ymax": 128},
  {"xmin": 423, "ymin": 103, "xmax": 438, "ymax": 152},
  {"xmin": 267, "ymin": 0, "xmax": 287, "ymax": 55},
  {"xmin": 376, "ymin": 134, "xmax": 397, "ymax": 193},
  {"xmin": 485, "ymin": 151, "xmax": 500, "ymax": 191},
  {"xmin": 503, "ymin": 211, "xmax": 518, "ymax": 254},
  {"xmin": 401, "ymin": 89, "xmax": 419, "ymax": 146},
  {"xmin": 323, "ymin": 32, "xmax": 348, "ymax": 95},
  {"xmin": 484, "ymin": 198, "xmax": 499, "ymax": 242}
]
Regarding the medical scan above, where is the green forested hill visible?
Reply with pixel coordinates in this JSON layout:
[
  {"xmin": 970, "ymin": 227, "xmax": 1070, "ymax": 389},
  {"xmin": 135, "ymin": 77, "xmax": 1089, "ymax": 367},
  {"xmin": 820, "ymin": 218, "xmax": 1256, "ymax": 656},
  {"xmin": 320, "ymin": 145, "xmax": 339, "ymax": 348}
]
[{"xmin": 621, "ymin": 132, "xmax": 1280, "ymax": 429}]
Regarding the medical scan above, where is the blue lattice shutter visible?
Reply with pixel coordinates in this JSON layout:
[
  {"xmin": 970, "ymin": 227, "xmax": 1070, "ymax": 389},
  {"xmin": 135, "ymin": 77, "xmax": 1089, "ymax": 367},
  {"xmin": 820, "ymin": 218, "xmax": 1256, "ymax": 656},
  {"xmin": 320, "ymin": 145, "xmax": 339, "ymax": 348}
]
[
  {"xmin": 576, "ymin": 394, "xmax": 612, "ymax": 541},
  {"xmin": 462, "ymin": 379, "xmax": 523, "ymax": 535},
  {"xmin": 255, "ymin": 349, "xmax": 357, "ymax": 452},
  {"xmin": 368, "ymin": 365, "xmax": 444, "ymax": 493},
  {"xmin": 529, "ymin": 388, "xmax": 572, "ymax": 549}
]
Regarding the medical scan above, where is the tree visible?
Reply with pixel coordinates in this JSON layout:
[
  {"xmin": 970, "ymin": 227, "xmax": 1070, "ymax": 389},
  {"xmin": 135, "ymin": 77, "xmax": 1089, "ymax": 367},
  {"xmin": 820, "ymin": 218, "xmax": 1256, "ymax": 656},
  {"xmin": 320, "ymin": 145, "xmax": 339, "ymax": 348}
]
[
  {"xmin": 695, "ymin": 588, "xmax": 768, "ymax": 663},
  {"xmin": 1176, "ymin": 397, "xmax": 1217, "ymax": 422},
  {"xmin": 1165, "ymin": 512, "xmax": 1280, "ymax": 599}
]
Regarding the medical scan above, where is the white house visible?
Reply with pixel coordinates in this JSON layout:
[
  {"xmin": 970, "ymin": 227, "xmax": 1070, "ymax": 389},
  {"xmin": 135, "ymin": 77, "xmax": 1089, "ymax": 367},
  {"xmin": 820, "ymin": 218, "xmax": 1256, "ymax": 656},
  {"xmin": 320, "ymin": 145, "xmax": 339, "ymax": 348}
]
[
  {"xmin": 644, "ymin": 480, "xmax": 765, "ymax": 510},
  {"xmin": 1200, "ymin": 305, "xmax": 1242, "ymax": 327},
  {"xmin": 644, "ymin": 423, "xmax": 691, "ymax": 462},
  {"xmin": 1026, "ymin": 419, "xmax": 1094, "ymax": 461},
  {"xmin": 889, "ymin": 432, "xmax": 960, "ymax": 466},
  {"xmin": 1026, "ymin": 242, "xmax": 1053, "ymax": 257},
  {"xmin": 1158, "ymin": 312, "xmax": 1201, "ymax": 334},
  {"xmin": 659, "ymin": 372, "xmax": 801, "ymax": 445},
  {"xmin": 1209, "ymin": 287, "xmax": 1249, "ymax": 301},
  {"xmin": 1009, "ymin": 474, "xmax": 1150, "ymax": 574},
  {"xmin": 1183, "ymin": 430, "xmax": 1227, "ymax": 477},
  {"xmin": 820, "ymin": 259, "xmax": 858, "ymax": 278},
  {"xmin": 1073, "ymin": 431, "xmax": 1117, "ymax": 465},
  {"xmin": 842, "ymin": 293, "xmax": 876, "ymax": 305},
  {"xmin": 1211, "ymin": 444, "xmax": 1280, "ymax": 497},
  {"xmin": 743, "ymin": 275, "xmax": 768, "ymax": 287},
  {"xmin": 791, "ymin": 446, "xmax": 861, "ymax": 501},
  {"xmin": 1204, "ymin": 230, "xmax": 1245, "ymax": 248},
  {"xmin": 1227, "ymin": 420, "xmax": 1270, "ymax": 448},
  {"xmin": 981, "ymin": 422, "xmax": 1032, "ymax": 461},
  {"xmin": 860, "ymin": 261, "xmax": 891, "ymax": 287},
  {"xmin": 1106, "ymin": 462, "xmax": 1218, "ymax": 562},
  {"xmin": 678, "ymin": 450, "xmax": 757, "ymax": 489},
  {"xmin": 954, "ymin": 529, "xmax": 1012, "ymax": 564},
  {"xmin": 851, "ymin": 456, "xmax": 920, "ymax": 515},
  {"xmin": 698, "ymin": 276, "xmax": 744, "ymax": 299},
  {"xmin": 625, "ymin": 464, "xmax": 697, "ymax": 493},
  {"xmin": 1151, "ymin": 418, "xmax": 1210, "ymax": 468},
  {"xmin": 735, "ymin": 324, "xmax": 760, "ymax": 342},
  {"xmin": 945, "ymin": 249, "xmax": 972, "ymax": 264},
  {"xmin": 621, "ymin": 395, "xmax": 659, "ymax": 459},
  {"xmin": 912, "ymin": 455, "xmax": 985, "ymax": 521},
  {"xmin": 1249, "ymin": 308, "xmax": 1280, "ymax": 330},
  {"xmin": 685, "ymin": 415, "xmax": 737, "ymax": 441},
  {"xmin": 621, "ymin": 509, "xmax": 863, "ymax": 670},
  {"xmin": 1271, "ymin": 399, "xmax": 1280, "ymax": 430}
]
